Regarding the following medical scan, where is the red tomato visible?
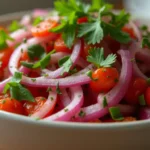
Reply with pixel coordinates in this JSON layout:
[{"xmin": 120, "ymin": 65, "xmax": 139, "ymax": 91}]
[
  {"xmin": 122, "ymin": 27, "xmax": 136, "ymax": 39},
  {"xmin": 0, "ymin": 97, "xmax": 24, "ymax": 115},
  {"xmin": 23, "ymin": 97, "xmax": 47, "ymax": 115},
  {"xmin": 145, "ymin": 87, "xmax": 150, "ymax": 106},
  {"xmin": 31, "ymin": 19, "xmax": 58, "ymax": 37},
  {"xmin": 125, "ymin": 78, "xmax": 148, "ymax": 105},
  {"xmin": 77, "ymin": 17, "xmax": 88, "ymax": 24},
  {"xmin": 54, "ymin": 37, "xmax": 71, "ymax": 53},
  {"xmin": 20, "ymin": 51, "xmax": 30, "ymax": 62},
  {"xmin": 45, "ymin": 41, "xmax": 54, "ymax": 53},
  {"xmin": 90, "ymin": 68, "xmax": 119, "ymax": 93},
  {"xmin": 0, "ymin": 47, "xmax": 13, "ymax": 70}
]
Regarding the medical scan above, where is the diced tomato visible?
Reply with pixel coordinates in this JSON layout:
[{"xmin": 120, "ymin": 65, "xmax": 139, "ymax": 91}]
[
  {"xmin": 45, "ymin": 41, "xmax": 54, "ymax": 53},
  {"xmin": 20, "ymin": 51, "xmax": 30, "ymax": 62},
  {"xmin": 0, "ymin": 97, "xmax": 24, "ymax": 115},
  {"xmin": 0, "ymin": 47, "xmax": 13, "ymax": 71},
  {"xmin": 122, "ymin": 27, "xmax": 136, "ymax": 39},
  {"xmin": 90, "ymin": 68, "xmax": 119, "ymax": 93},
  {"xmin": 145, "ymin": 87, "xmax": 150, "ymax": 106},
  {"xmin": 77, "ymin": 17, "xmax": 88, "ymax": 24},
  {"xmin": 125, "ymin": 78, "xmax": 148, "ymax": 105},
  {"xmin": 31, "ymin": 19, "xmax": 58, "ymax": 37},
  {"xmin": 54, "ymin": 37, "xmax": 71, "ymax": 53}
]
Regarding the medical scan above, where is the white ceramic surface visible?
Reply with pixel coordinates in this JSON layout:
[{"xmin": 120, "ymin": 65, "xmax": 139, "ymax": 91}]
[{"xmin": 0, "ymin": 12, "xmax": 150, "ymax": 150}]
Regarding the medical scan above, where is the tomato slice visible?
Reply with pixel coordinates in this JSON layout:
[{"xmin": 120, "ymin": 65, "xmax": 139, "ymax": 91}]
[
  {"xmin": 31, "ymin": 19, "xmax": 58, "ymax": 37},
  {"xmin": 125, "ymin": 78, "xmax": 148, "ymax": 105},
  {"xmin": 90, "ymin": 67, "xmax": 119, "ymax": 93},
  {"xmin": 77, "ymin": 17, "xmax": 88, "ymax": 24},
  {"xmin": 54, "ymin": 37, "xmax": 71, "ymax": 53},
  {"xmin": 0, "ymin": 97, "xmax": 24, "ymax": 115},
  {"xmin": 122, "ymin": 27, "xmax": 136, "ymax": 39}
]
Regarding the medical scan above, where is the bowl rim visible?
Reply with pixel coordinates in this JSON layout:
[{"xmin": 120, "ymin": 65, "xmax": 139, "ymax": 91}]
[{"xmin": 0, "ymin": 10, "xmax": 150, "ymax": 130}]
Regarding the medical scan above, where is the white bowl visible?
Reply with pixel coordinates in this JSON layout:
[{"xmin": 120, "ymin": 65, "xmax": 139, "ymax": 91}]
[{"xmin": 0, "ymin": 12, "xmax": 150, "ymax": 150}]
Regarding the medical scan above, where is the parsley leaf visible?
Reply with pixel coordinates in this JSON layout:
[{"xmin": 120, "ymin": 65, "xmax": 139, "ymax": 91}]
[
  {"xmin": 103, "ymin": 96, "xmax": 108, "ymax": 107},
  {"xmin": 87, "ymin": 47, "xmax": 117, "ymax": 68},
  {"xmin": 58, "ymin": 56, "xmax": 72, "ymax": 75},
  {"xmin": 21, "ymin": 50, "xmax": 55, "ymax": 69},
  {"xmin": 3, "ymin": 72, "xmax": 35, "ymax": 102},
  {"xmin": 33, "ymin": 16, "xmax": 44, "ymax": 26},
  {"xmin": 27, "ymin": 44, "xmax": 46, "ymax": 60},
  {"xmin": 141, "ymin": 37, "xmax": 150, "ymax": 48},
  {"xmin": 0, "ymin": 29, "xmax": 14, "ymax": 50},
  {"xmin": 56, "ymin": 83, "xmax": 62, "ymax": 95},
  {"xmin": 8, "ymin": 21, "xmax": 22, "ymax": 32}
]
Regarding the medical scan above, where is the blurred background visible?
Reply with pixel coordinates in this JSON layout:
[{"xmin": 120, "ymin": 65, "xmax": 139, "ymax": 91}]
[{"xmin": 0, "ymin": 0, "xmax": 123, "ymax": 14}]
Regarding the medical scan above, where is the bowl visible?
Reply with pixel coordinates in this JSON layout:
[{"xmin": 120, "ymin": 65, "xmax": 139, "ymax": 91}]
[{"xmin": 0, "ymin": 12, "xmax": 150, "ymax": 150}]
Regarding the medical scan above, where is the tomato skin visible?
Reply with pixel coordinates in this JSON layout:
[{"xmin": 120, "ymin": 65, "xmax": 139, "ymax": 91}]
[
  {"xmin": 54, "ymin": 37, "xmax": 71, "ymax": 53},
  {"xmin": 20, "ymin": 51, "xmax": 30, "ymax": 62},
  {"xmin": 0, "ymin": 47, "xmax": 13, "ymax": 70},
  {"xmin": 122, "ymin": 27, "xmax": 136, "ymax": 39},
  {"xmin": 145, "ymin": 87, "xmax": 150, "ymax": 106},
  {"xmin": 77, "ymin": 17, "xmax": 88, "ymax": 24},
  {"xmin": 0, "ymin": 98, "xmax": 24, "ymax": 115},
  {"xmin": 45, "ymin": 41, "xmax": 54, "ymax": 53},
  {"xmin": 90, "ymin": 68, "xmax": 119, "ymax": 93},
  {"xmin": 31, "ymin": 19, "xmax": 58, "ymax": 37},
  {"xmin": 125, "ymin": 78, "xmax": 148, "ymax": 105},
  {"xmin": 23, "ymin": 97, "xmax": 46, "ymax": 115}
]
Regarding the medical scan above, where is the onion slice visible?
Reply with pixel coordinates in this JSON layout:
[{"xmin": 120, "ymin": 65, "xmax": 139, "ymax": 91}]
[
  {"xmin": 44, "ymin": 86, "xmax": 83, "ymax": 121},
  {"xmin": 75, "ymin": 50, "xmax": 132, "ymax": 122},
  {"xmin": 139, "ymin": 107, "xmax": 150, "ymax": 120},
  {"xmin": 31, "ymin": 91, "xmax": 57, "ymax": 119}
]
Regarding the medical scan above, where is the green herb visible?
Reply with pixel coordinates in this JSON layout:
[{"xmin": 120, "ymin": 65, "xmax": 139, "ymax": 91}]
[
  {"xmin": 8, "ymin": 20, "xmax": 22, "ymax": 32},
  {"xmin": 138, "ymin": 95, "xmax": 146, "ymax": 106},
  {"xmin": 56, "ymin": 83, "xmax": 62, "ymax": 95},
  {"xmin": 47, "ymin": 87, "xmax": 52, "ymax": 92},
  {"xmin": 23, "ymin": 38, "xmax": 27, "ymax": 43},
  {"xmin": 3, "ymin": 72, "xmax": 35, "ymax": 102},
  {"xmin": 140, "ymin": 25, "xmax": 148, "ymax": 31},
  {"xmin": 147, "ymin": 78, "xmax": 150, "ymax": 85},
  {"xmin": 50, "ymin": 97, "xmax": 54, "ymax": 101},
  {"xmin": 0, "ymin": 29, "xmax": 14, "ymax": 50},
  {"xmin": 69, "ymin": 67, "xmax": 78, "ymax": 75},
  {"xmin": 27, "ymin": 44, "xmax": 46, "ymax": 60},
  {"xmin": 21, "ymin": 50, "xmax": 55, "ymax": 69},
  {"xmin": 34, "ymin": 117, "xmax": 40, "ymax": 121},
  {"xmin": 103, "ymin": 96, "xmax": 108, "ymax": 107},
  {"xmin": 141, "ymin": 37, "xmax": 150, "ymax": 48},
  {"xmin": 78, "ymin": 110, "xmax": 86, "ymax": 117},
  {"xmin": 109, "ymin": 107, "xmax": 124, "ymax": 121},
  {"xmin": 58, "ymin": 56, "xmax": 72, "ymax": 75},
  {"xmin": 64, "ymin": 108, "xmax": 69, "ymax": 112},
  {"xmin": 31, "ymin": 78, "xmax": 36, "ymax": 82},
  {"xmin": 87, "ymin": 47, "xmax": 116, "ymax": 68},
  {"xmin": 33, "ymin": 16, "xmax": 44, "ymax": 26}
]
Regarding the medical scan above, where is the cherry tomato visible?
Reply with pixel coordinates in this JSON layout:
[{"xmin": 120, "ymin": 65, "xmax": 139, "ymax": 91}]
[
  {"xmin": 90, "ymin": 68, "xmax": 119, "ymax": 93},
  {"xmin": 31, "ymin": 19, "xmax": 58, "ymax": 37},
  {"xmin": 0, "ymin": 47, "xmax": 13, "ymax": 70},
  {"xmin": 24, "ymin": 97, "xmax": 56, "ymax": 116},
  {"xmin": 77, "ymin": 17, "xmax": 88, "ymax": 24},
  {"xmin": 145, "ymin": 87, "xmax": 150, "ymax": 106},
  {"xmin": 122, "ymin": 27, "xmax": 136, "ymax": 39},
  {"xmin": 0, "ymin": 97, "xmax": 24, "ymax": 115},
  {"xmin": 54, "ymin": 37, "xmax": 71, "ymax": 53},
  {"xmin": 125, "ymin": 78, "xmax": 148, "ymax": 105}
]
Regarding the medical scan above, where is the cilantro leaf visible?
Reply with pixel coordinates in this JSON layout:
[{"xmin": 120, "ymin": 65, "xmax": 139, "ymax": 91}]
[
  {"xmin": 8, "ymin": 21, "xmax": 23, "ymax": 32},
  {"xmin": 3, "ymin": 72, "xmax": 35, "ymax": 102},
  {"xmin": 33, "ymin": 16, "xmax": 44, "ymax": 26},
  {"xmin": 138, "ymin": 94, "xmax": 146, "ymax": 106},
  {"xmin": 141, "ymin": 37, "xmax": 150, "ymax": 48},
  {"xmin": 58, "ymin": 56, "xmax": 72, "ymax": 75},
  {"xmin": 103, "ymin": 96, "xmax": 108, "ymax": 107},
  {"xmin": 27, "ymin": 44, "xmax": 46, "ymax": 60},
  {"xmin": 56, "ymin": 83, "xmax": 62, "ymax": 95},
  {"xmin": 21, "ymin": 50, "xmax": 55, "ymax": 69},
  {"xmin": 0, "ymin": 29, "xmax": 14, "ymax": 50},
  {"xmin": 87, "ymin": 47, "xmax": 116, "ymax": 68}
]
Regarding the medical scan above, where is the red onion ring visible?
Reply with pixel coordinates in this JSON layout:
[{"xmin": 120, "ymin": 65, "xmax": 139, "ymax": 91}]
[
  {"xmin": 139, "ymin": 107, "xmax": 150, "ymax": 120},
  {"xmin": 44, "ymin": 86, "xmax": 83, "ymax": 121},
  {"xmin": 75, "ymin": 50, "xmax": 132, "ymax": 122},
  {"xmin": 31, "ymin": 91, "xmax": 57, "ymax": 119},
  {"xmin": 20, "ymin": 15, "xmax": 32, "ymax": 26}
]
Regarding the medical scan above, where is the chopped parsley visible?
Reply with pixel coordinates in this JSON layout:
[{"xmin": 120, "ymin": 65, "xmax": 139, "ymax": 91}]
[
  {"xmin": 56, "ymin": 83, "xmax": 62, "ymax": 95},
  {"xmin": 138, "ymin": 95, "xmax": 146, "ymax": 106},
  {"xmin": 33, "ymin": 16, "xmax": 44, "ymax": 26},
  {"xmin": 102, "ymin": 96, "xmax": 108, "ymax": 107},
  {"xmin": 87, "ymin": 48, "xmax": 116, "ymax": 68},
  {"xmin": 8, "ymin": 20, "xmax": 23, "ymax": 32},
  {"xmin": 78, "ymin": 110, "xmax": 86, "ymax": 117}
]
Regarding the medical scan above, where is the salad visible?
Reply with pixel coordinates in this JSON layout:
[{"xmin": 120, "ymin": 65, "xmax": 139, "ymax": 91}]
[{"xmin": 0, "ymin": 0, "xmax": 149, "ymax": 123}]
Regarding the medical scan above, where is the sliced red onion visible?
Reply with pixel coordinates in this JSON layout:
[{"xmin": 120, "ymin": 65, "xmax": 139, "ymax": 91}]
[
  {"xmin": 20, "ymin": 15, "xmax": 32, "ymax": 26},
  {"xmin": 41, "ymin": 40, "xmax": 81, "ymax": 78},
  {"xmin": 0, "ymin": 78, "xmax": 11, "ymax": 93},
  {"xmin": 59, "ymin": 89, "xmax": 71, "ymax": 108},
  {"xmin": 139, "ymin": 107, "xmax": 150, "ymax": 120},
  {"xmin": 9, "ymin": 35, "xmax": 58, "ymax": 75},
  {"xmin": 32, "ymin": 9, "xmax": 49, "ymax": 18},
  {"xmin": 44, "ymin": 86, "xmax": 83, "ymax": 121},
  {"xmin": 8, "ymin": 28, "xmax": 31, "ymax": 47},
  {"xmin": 31, "ymin": 91, "xmax": 57, "ymax": 119},
  {"xmin": 75, "ymin": 50, "xmax": 133, "ymax": 122}
]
